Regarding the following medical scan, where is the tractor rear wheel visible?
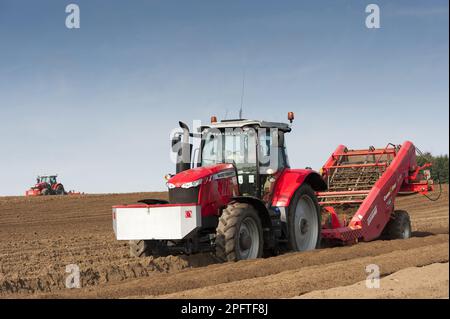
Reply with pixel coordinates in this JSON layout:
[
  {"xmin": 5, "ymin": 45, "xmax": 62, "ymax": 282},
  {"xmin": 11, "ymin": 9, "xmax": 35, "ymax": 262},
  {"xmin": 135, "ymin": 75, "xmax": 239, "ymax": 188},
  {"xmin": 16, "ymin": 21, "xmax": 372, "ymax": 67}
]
[
  {"xmin": 287, "ymin": 184, "xmax": 321, "ymax": 251},
  {"xmin": 382, "ymin": 210, "xmax": 411, "ymax": 240},
  {"xmin": 129, "ymin": 240, "xmax": 167, "ymax": 258},
  {"xmin": 56, "ymin": 185, "xmax": 66, "ymax": 195},
  {"xmin": 215, "ymin": 202, "xmax": 263, "ymax": 262}
]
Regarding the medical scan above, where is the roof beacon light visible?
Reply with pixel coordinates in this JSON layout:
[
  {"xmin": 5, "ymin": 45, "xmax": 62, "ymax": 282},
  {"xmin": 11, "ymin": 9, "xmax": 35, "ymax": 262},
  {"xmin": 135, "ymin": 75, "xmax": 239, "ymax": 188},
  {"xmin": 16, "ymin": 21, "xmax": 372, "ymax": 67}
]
[
  {"xmin": 211, "ymin": 116, "xmax": 218, "ymax": 123},
  {"xmin": 288, "ymin": 112, "xmax": 295, "ymax": 123}
]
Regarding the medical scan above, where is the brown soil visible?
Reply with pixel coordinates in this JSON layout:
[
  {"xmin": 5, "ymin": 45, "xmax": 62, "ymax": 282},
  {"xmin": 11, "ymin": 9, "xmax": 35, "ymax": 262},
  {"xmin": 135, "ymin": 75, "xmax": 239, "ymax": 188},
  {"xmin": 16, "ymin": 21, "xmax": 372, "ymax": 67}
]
[
  {"xmin": 0, "ymin": 186, "xmax": 448, "ymax": 298},
  {"xmin": 297, "ymin": 262, "xmax": 449, "ymax": 299}
]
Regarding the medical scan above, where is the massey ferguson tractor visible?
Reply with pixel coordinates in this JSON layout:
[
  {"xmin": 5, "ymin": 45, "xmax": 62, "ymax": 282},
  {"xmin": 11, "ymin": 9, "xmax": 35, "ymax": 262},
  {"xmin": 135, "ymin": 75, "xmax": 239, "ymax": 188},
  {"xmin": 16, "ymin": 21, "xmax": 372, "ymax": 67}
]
[
  {"xmin": 26, "ymin": 175, "xmax": 66, "ymax": 196},
  {"xmin": 113, "ymin": 113, "xmax": 434, "ymax": 261}
]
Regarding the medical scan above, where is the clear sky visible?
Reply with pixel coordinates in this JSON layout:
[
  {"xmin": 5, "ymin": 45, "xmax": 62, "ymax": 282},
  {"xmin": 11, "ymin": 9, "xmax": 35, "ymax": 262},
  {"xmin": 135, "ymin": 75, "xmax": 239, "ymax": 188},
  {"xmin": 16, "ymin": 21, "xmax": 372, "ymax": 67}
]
[{"xmin": 0, "ymin": 0, "xmax": 448, "ymax": 195}]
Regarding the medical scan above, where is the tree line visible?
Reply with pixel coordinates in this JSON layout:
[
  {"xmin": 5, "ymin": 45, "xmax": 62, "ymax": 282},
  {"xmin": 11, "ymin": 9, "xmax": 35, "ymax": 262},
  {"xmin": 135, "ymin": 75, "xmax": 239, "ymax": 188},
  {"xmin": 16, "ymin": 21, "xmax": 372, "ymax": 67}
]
[{"xmin": 417, "ymin": 153, "xmax": 449, "ymax": 184}]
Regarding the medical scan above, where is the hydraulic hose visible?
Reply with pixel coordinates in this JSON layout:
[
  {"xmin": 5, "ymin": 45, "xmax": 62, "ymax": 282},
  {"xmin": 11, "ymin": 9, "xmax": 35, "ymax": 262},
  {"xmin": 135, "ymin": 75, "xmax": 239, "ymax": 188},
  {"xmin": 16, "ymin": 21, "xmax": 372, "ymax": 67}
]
[{"xmin": 423, "ymin": 173, "xmax": 442, "ymax": 202}]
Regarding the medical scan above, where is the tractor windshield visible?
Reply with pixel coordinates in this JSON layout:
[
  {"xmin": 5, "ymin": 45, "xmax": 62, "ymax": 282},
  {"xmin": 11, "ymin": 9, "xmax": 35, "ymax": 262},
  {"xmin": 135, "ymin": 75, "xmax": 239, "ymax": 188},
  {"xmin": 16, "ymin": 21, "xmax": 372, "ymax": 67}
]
[
  {"xmin": 202, "ymin": 128, "xmax": 258, "ymax": 196},
  {"xmin": 201, "ymin": 128, "xmax": 257, "ymax": 171},
  {"xmin": 39, "ymin": 176, "xmax": 56, "ymax": 184},
  {"xmin": 201, "ymin": 126, "xmax": 288, "ymax": 198}
]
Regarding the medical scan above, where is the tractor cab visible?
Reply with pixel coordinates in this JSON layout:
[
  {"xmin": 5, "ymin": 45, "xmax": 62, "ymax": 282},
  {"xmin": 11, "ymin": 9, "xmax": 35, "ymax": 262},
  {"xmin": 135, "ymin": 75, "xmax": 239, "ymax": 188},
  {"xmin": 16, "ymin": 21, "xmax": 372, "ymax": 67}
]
[
  {"xmin": 198, "ymin": 119, "xmax": 291, "ymax": 200},
  {"xmin": 171, "ymin": 117, "xmax": 295, "ymax": 202},
  {"xmin": 38, "ymin": 175, "xmax": 58, "ymax": 186}
]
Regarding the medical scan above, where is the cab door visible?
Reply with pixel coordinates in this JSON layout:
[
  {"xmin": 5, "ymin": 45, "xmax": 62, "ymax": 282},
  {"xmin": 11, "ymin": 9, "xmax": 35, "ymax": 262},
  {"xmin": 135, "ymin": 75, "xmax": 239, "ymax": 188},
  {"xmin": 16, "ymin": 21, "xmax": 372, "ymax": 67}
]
[
  {"xmin": 258, "ymin": 129, "xmax": 289, "ymax": 201},
  {"xmin": 224, "ymin": 129, "xmax": 259, "ymax": 197}
]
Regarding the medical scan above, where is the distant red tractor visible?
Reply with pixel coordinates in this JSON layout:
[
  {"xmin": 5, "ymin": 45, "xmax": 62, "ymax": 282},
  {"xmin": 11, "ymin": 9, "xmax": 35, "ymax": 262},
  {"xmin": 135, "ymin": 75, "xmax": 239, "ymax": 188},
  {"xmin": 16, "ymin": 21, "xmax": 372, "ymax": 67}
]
[{"xmin": 26, "ymin": 175, "xmax": 67, "ymax": 196}]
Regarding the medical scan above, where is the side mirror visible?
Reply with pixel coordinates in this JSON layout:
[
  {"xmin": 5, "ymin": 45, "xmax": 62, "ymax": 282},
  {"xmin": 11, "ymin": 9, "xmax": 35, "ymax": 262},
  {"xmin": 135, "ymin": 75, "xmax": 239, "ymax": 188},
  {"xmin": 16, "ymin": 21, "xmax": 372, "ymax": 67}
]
[{"xmin": 171, "ymin": 133, "xmax": 182, "ymax": 152}]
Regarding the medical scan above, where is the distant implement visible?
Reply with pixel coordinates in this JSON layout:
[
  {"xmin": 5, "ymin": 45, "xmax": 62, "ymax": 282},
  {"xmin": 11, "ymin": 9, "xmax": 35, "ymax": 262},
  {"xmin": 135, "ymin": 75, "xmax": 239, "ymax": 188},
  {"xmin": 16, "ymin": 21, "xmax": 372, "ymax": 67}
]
[{"xmin": 25, "ymin": 175, "xmax": 81, "ymax": 196}]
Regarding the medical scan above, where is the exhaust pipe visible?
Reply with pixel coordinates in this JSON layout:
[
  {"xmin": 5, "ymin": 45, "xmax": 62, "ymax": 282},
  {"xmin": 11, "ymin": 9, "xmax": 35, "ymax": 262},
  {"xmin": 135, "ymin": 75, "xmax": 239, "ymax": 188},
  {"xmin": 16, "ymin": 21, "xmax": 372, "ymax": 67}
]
[{"xmin": 172, "ymin": 121, "xmax": 192, "ymax": 173}]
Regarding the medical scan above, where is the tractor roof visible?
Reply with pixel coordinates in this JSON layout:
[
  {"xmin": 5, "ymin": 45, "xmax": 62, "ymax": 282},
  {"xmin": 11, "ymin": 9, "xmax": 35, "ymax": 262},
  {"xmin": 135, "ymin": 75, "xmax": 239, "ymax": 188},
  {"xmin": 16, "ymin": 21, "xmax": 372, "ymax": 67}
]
[{"xmin": 201, "ymin": 119, "xmax": 291, "ymax": 132}]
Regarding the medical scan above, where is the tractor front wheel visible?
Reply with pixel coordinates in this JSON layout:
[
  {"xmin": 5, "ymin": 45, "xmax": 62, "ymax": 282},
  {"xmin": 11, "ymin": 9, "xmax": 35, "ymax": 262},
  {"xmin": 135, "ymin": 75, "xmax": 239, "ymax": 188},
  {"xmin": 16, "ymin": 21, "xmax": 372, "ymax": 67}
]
[
  {"xmin": 129, "ymin": 240, "xmax": 168, "ymax": 258},
  {"xmin": 287, "ymin": 184, "xmax": 321, "ymax": 251},
  {"xmin": 215, "ymin": 202, "xmax": 263, "ymax": 262},
  {"xmin": 41, "ymin": 188, "xmax": 50, "ymax": 196}
]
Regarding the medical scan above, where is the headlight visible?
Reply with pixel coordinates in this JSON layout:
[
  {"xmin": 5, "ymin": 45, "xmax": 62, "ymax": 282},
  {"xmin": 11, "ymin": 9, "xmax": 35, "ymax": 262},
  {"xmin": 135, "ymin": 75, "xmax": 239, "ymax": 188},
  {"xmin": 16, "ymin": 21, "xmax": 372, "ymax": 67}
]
[
  {"xmin": 181, "ymin": 178, "xmax": 202, "ymax": 189},
  {"xmin": 166, "ymin": 182, "xmax": 176, "ymax": 189}
]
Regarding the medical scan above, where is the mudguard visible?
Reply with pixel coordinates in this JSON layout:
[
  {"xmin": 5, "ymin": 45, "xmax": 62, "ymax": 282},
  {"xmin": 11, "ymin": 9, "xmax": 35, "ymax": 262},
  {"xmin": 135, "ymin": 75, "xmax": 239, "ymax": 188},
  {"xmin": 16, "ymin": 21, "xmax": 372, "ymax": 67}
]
[
  {"xmin": 232, "ymin": 196, "xmax": 272, "ymax": 228},
  {"xmin": 271, "ymin": 169, "xmax": 327, "ymax": 207}
]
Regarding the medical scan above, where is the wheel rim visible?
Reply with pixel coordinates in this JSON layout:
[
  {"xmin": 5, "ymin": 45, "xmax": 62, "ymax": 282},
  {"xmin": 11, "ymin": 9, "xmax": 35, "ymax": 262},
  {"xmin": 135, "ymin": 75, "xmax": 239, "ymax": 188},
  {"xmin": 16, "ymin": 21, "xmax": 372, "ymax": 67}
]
[
  {"xmin": 293, "ymin": 195, "xmax": 319, "ymax": 251},
  {"xmin": 402, "ymin": 221, "xmax": 411, "ymax": 239},
  {"xmin": 237, "ymin": 217, "xmax": 260, "ymax": 260}
]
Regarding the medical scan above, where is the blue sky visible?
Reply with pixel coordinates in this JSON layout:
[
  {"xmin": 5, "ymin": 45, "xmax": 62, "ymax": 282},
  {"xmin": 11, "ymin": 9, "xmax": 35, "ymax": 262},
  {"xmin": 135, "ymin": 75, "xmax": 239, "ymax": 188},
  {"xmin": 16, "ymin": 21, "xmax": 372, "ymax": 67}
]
[{"xmin": 0, "ymin": 0, "xmax": 448, "ymax": 195}]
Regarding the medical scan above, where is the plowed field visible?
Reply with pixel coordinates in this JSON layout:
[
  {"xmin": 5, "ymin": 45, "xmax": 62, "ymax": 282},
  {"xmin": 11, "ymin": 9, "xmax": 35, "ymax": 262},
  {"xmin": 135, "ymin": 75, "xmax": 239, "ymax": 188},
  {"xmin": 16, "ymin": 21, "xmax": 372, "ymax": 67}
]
[{"xmin": 0, "ymin": 186, "xmax": 448, "ymax": 298}]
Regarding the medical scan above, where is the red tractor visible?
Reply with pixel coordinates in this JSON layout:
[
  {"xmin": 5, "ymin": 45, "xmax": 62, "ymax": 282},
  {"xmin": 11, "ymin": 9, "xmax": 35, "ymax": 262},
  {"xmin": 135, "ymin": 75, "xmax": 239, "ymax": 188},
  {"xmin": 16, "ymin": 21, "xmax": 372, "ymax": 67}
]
[
  {"xmin": 26, "ymin": 175, "xmax": 66, "ymax": 196},
  {"xmin": 113, "ymin": 113, "xmax": 433, "ymax": 261}
]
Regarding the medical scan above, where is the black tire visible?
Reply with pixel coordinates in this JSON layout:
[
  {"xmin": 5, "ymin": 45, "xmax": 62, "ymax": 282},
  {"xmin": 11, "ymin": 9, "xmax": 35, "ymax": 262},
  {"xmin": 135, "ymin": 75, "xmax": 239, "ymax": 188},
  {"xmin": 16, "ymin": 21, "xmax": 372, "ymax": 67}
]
[
  {"xmin": 137, "ymin": 199, "xmax": 169, "ymax": 205},
  {"xmin": 41, "ymin": 188, "xmax": 50, "ymax": 196},
  {"xmin": 129, "ymin": 240, "xmax": 167, "ymax": 258},
  {"xmin": 287, "ymin": 184, "xmax": 321, "ymax": 251},
  {"xmin": 382, "ymin": 210, "xmax": 411, "ymax": 240},
  {"xmin": 129, "ymin": 240, "xmax": 150, "ymax": 257},
  {"xmin": 56, "ymin": 184, "xmax": 66, "ymax": 195},
  {"xmin": 215, "ymin": 202, "xmax": 264, "ymax": 262}
]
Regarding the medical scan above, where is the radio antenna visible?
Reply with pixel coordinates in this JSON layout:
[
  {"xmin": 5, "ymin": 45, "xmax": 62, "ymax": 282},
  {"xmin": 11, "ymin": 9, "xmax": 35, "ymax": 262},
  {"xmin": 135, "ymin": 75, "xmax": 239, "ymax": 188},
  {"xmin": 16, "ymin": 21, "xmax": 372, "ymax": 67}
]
[{"xmin": 239, "ymin": 69, "xmax": 246, "ymax": 119}]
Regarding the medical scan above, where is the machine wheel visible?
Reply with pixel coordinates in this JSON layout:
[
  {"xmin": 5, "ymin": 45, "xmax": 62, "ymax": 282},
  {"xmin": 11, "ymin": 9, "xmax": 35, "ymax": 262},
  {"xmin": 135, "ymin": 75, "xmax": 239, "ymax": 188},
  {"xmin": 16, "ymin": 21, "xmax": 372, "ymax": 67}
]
[
  {"xmin": 129, "ymin": 240, "xmax": 150, "ymax": 257},
  {"xmin": 287, "ymin": 184, "xmax": 321, "ymax": 251},
  {"xmin": 382, "ymin": 210, "xmax": 411, "ymax": 240},
  {"xmin": 56, "ymin": 184, "xmax": 66, "ymax": 195},
  {"xmin": 129, "ymin": 240, "xmax": 167, "ymax": 258},
  {"xmin": 41, "ymin": 188, "xmax": 50, "ymax": 196},
  {"xmin": 215, "ymin": 202, "xmax": 263, "ymax": 262}
]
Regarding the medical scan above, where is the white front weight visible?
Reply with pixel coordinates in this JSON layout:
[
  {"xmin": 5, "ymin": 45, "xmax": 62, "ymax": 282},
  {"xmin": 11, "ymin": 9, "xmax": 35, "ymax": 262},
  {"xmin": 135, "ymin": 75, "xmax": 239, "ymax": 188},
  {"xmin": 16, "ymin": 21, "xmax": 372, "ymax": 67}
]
[{"xmin": 113, "ymin": 205, "xmax": 201, "ymax": 240}]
